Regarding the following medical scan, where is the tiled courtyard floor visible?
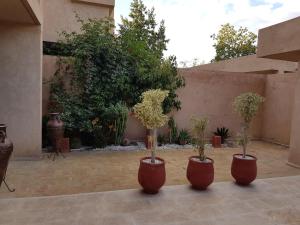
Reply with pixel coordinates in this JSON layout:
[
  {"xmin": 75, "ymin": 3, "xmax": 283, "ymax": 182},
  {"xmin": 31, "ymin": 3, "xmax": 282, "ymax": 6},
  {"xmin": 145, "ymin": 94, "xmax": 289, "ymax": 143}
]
[
  {"xmin": 1, "ymin": 141, "xmax": 300, "ymax": 198},
  {"xmin": 0, "ymin": 175, "xmax": 299, "ymax": 225}
]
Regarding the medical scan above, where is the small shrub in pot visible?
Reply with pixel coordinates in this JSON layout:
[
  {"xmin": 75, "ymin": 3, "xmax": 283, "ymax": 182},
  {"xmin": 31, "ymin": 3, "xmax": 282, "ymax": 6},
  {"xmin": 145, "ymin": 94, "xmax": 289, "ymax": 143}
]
[
  {"xmin": 214, "ymin": 127, "xmax": 230, "ymax": 144},
  {"xmin": 133, "ymin": 89, "xmax": 169, "ymax": 194},
  {"xmin": 178, "ymin": 129, "xmax": 191, "ymax": 145},
  {"xmin": 186, "ymin": 117, "xmax": 214, "ymax": 190},
  {"xmin": 232, "ymin": 92, "xmax": 265, "ymax": 185}
]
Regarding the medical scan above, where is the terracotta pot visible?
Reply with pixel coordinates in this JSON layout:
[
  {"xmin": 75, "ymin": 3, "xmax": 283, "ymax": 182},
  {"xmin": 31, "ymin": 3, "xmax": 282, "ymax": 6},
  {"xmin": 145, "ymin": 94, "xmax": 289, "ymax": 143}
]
[
  {"xmin": 0, "ymin": 124, "xmax": 13, "ymax": 187},
  {"xmin": 138, "ymin": 157, "xmax": 166, "ymax": 194},
  {"xmin": 47, "ymin": 113, "xmax": 64, "ymax": 152},
  {"xmin": 179, "ymin": 140, "xmax": 187, "ymax": 145},
  {"xmin": 212, "ymin": 135, "xmax": 221, "ymax": 148},
  {"xmin": 186, "ymin": 156, "xmax": 214, "ymax": 190},
  {"xmin": 59, "ymin": 138, "xmax": 70, "ymax": 153},
  {"xmin": 231, "ymin": 154, "xmax": 257, "ymax": 185}
]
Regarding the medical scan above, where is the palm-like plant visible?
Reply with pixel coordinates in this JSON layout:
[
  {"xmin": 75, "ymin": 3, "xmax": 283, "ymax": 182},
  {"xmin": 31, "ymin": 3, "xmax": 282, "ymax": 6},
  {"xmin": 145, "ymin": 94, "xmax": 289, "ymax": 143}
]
[
  {"xmin": 233, "ymin": 92, "xmax": 265, "ymax": 158},
  {"xmin": 191, "ymin": 117, "xmax": 208, "ymax": 161},
  {"xmin": 214, "ymin": 127, "xmax": 230, "ymax": 144}
]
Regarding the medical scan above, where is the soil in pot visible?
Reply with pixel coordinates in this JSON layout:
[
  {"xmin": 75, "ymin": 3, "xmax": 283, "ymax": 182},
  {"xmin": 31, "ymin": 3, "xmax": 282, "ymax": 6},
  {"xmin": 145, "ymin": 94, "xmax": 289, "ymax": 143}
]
[
  {"xmin": 186, "ymin": 156, "xmax": 214, "ymax": 190},
  {"xmin": 138, "ymin": 157, "xmax": 166, "ymax": 194},
  {"xmin": 231, "ymin": 154, "xmax": 257, "ymax": 185}
]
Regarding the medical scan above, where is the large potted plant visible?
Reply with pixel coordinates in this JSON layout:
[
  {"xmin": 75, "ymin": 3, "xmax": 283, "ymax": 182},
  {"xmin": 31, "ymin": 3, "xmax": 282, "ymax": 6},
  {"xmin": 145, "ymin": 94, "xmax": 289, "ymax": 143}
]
[
  {"xmin": 187, "ymin": 117, "xmax": 214, "ymax": 190},
  {"xmin": 232, "ymin": 92, "xmax": 265, "ymax": 185},
  {"xmin": 133, "ymin": 89, "xmax": 169, "ymax": 194}
]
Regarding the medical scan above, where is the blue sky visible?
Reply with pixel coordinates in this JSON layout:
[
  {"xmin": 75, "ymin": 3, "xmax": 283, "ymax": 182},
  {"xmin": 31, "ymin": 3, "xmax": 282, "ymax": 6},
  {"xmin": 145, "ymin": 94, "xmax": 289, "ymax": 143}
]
[{"xmin": 115, "ymin": 0, "xmax": 300, "ymax": 66}]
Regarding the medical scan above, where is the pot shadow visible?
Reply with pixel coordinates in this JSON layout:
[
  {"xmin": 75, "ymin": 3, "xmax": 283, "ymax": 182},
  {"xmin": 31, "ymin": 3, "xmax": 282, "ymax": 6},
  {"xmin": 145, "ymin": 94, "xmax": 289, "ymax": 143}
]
[
  {"xmin": 232, "ymin": 181, "xmax": 256, "ymax": 189},
  {"xmin": 138, "ymin": 189, "xmax": 164, "ymax": 197},
  {"xmin": 188, "ymin": 185, "xmax": 213, "ymax": 193}
]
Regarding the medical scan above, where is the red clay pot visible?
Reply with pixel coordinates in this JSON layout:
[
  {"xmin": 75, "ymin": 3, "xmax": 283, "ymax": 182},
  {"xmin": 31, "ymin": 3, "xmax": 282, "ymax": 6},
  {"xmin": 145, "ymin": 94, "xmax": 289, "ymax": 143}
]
[
  {"xmin": 179, "ymin": 140, "xmax": 187, "ymax": 145},
  {"xmin": 231, "ymin": 154, "xmax": 257, "ymax": 185},
  {"xmin": 186, "ymin": 156, "xmax": 214, "ymax": 190},
  {"xmin": 47, "ymin": 113, "xmax": 64, "ymax": 152},
  {"xmin": 212, "ymin": 135, "xmax": 221, "ymax": 148},
  {"xmin": 138, "ymin": 157, "xmax": 166, "ymax": 194},
  {"xmin": 59, "ymin": 138, "xmax": 70, "ymax": 153}
]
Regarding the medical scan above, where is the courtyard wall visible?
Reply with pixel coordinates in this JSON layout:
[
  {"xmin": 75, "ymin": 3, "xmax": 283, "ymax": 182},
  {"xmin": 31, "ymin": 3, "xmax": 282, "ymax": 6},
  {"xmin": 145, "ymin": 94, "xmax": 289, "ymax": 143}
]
[{"xmin": 43, "ymin": 58, "xmax": 297, "ymax": 146}]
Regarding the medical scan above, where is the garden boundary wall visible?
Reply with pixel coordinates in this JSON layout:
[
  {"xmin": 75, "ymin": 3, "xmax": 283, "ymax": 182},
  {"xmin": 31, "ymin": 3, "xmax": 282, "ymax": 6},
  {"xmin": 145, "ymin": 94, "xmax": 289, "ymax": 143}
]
[{"xmin": 43, "ymin": 56, "xmax": 298, "ymax": 146}]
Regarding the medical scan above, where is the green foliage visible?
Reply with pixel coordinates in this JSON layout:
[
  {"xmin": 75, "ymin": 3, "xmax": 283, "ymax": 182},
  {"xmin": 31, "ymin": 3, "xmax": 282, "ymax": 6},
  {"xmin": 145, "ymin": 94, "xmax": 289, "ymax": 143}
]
[
  {"xmin": 89, "ymin": 103, "xmax": 128, "ymax": 147},
  {"xmin": 233, "ymin": 92, "xmax": 265, "ymax": 124},
  {"xmin": 168, "ymin": 117, "xmax": 178, "ymax": 144},
  {"xmin": 50, "ymin": 1, "xmax": 185, "ymax": 147},
  {"xmin": 133, "ymin": 89, "xmax": 169, "ymax": 129},
  {"xmin": 119, "ymin": 0, "xmax": 185, "ymax": 113},
  {"xmin": 102, "ymin": 103, "xmax": 129, "ymax": 145},
  {"xmin": 178, "ymin": 129, "xmax": 191, "ymax": 145},
  {"xmin": 214, "ymin": 127, "xmax": 230, "ymax": 144},
  {"xmin": 191, "ymin": 117, "xmax": 208, "ymax": 161},
  {"xmin": 211, "ymin": 23, "xmax": 257, "ymax": 62},
  {"xmin": 157, "ymin": 134, "xmax": 168, "ymax": 146},
  {"xmin": 50, "ymin": 18, "xmax": 129, "ymax": 137},
  {"xmin": 233, "ymin": 92, "xmax": 265, "ymax": 157}
]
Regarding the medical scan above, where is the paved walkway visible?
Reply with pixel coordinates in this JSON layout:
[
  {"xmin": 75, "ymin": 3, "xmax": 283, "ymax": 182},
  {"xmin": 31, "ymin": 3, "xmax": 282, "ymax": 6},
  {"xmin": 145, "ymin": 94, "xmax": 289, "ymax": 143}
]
[
  {"xmin": 1, "ymin": 141, "xmax": 300, "ymax": 198},
  {"xmin": 0, "ymin": 176, "xmax": 299, "ymax": 225}
]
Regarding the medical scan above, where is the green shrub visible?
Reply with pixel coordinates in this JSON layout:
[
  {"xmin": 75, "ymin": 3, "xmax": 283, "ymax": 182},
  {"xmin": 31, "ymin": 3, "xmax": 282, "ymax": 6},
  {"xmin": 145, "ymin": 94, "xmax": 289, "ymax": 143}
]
[
  {"xmin": 214, "ymin": 127, "xmax": 230, "ymax": 144},
  {"xmin": 168, "ymin": 117, "xmax": 178, "ymax": 144},
  {"xmin": 178, "ymin": 129, "xmax": 191, "ymax": 145}
]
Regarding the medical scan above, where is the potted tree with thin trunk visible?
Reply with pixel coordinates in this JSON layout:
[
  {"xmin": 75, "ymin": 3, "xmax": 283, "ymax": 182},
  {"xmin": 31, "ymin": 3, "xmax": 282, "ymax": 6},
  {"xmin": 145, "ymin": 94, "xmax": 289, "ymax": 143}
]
[
  {"xmin": 187, "ymin": 117, "xmax": 214, "ymax": 190},
  {"xmin": 232, "ymin": 92, "xmax": 265, "ymax": 185},
  {"xmin": 134, "ymin": 89, "xmax": 169, "ymax": 194}
]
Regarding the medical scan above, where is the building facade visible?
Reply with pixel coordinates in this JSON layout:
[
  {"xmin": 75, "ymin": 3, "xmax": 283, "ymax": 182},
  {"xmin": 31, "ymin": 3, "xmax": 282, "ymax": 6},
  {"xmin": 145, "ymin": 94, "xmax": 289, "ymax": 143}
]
[{"xmin": 0, "ymin": 0, "xmax": 115, "ymax": 157}]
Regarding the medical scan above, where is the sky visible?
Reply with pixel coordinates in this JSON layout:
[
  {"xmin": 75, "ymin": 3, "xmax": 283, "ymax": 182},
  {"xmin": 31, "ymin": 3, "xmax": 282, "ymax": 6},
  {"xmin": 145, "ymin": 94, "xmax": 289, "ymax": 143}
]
[{"xmin": 115, "ymin": 0, "xmax": 300, "ymax": 66}]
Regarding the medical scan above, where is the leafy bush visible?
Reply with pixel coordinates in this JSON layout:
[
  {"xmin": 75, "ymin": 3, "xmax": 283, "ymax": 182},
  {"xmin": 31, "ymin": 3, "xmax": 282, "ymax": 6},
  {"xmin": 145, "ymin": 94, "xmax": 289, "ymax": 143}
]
[
  {"xmin": 157, "ymin": 134, "xmax": 168, "ymax": 146},
  {"xmin": 233, "ymin": 92, "xmax": 265, "ymax": 157},
  {"xmin": 49, "ymin": 2, "xmax": 185, "ymax": 147},
  {"xmin": 168, "ymin": 117, "xmax": 178, "ymax": 144},
  {"xmin": 178, "ymin": 129, "xmax": 191, "ymax": 145},
  {"xmin": 214, "ymin": 127, "xmax": 230, "ymax": 144}
]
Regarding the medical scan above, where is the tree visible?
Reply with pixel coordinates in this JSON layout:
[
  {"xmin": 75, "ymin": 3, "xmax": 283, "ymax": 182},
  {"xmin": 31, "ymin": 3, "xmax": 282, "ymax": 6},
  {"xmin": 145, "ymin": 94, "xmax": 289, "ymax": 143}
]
[
  {"xmin": 211, "ymin": 23, "xmax": 257, "ymax": 62},
  {"xmin": 50, "ymin": 18, "xmax": 131, "ymax": 147},
  {"xmin": 50, "ymin": 1, "xmax": 185, "ymax": 146},
  {"xmin": 119, "ymin": 0, "xmax": 185, "ymax": 113}
]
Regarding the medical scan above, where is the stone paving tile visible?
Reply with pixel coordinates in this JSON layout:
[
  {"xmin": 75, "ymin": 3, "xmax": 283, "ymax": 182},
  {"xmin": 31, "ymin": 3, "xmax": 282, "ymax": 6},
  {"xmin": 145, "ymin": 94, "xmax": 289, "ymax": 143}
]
[{"xmin": 0, "ymin": 176, "xmax": 299, "ymax": 225}]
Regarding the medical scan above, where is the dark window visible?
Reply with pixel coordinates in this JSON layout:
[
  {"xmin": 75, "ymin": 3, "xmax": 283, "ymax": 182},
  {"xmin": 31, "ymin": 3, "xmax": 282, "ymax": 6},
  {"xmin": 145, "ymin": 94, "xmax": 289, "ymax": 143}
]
[{"xmin": 43, "ymin": 41, "xmax": 72, "ymax": 56}]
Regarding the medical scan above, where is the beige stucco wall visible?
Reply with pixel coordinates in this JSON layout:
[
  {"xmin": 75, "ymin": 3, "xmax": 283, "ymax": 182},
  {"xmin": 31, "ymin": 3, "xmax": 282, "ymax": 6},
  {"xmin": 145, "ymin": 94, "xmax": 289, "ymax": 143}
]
[
  {"xmin": 43, "ymin": 0, "xmax": 113, "ymax": 42},
  {"xmin": 195, "ymin": 55, "xmax": 297, "ymax": 74},
  {"xmin": 0, "ymin": 23, "xmax": 42, "ymax": 157},
  {"xmin": 172, "ymin": 69, "xmax": 266, "ymax": 139},
  {"xmin": 288, "ymin": 64, "xmax": 300, "ymax": 167},
  {"xmin": 44, "ymin": 58, "xmax": 297, "ymax": 145},
  {"xmin": 257, "ymin": 16, "xmax": 300, "ymax": 62},
  {"xmin": 261, "ymin": 73, "xmax": 298, "ymax": 145}
]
